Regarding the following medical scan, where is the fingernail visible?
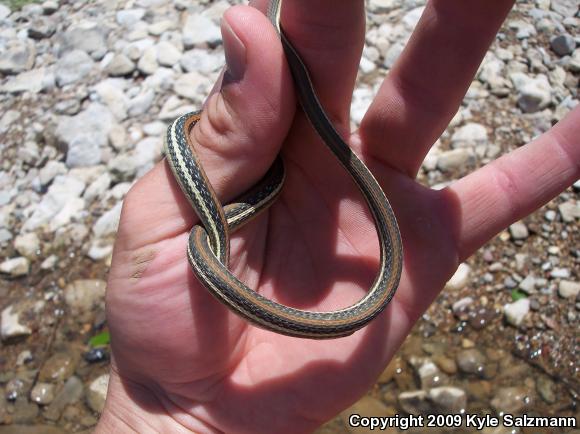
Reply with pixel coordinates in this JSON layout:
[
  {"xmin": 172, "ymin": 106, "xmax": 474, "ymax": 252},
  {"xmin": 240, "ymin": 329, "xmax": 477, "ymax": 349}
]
[{"xmin": 222, "ymin": 18, "xmax": 246, "ymax": 82}]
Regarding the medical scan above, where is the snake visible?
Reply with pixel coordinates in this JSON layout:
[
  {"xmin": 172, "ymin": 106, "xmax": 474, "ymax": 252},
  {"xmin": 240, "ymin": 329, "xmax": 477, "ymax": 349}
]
[{"xmin": 164, "ymin": 0, "xmax": 403, "ymax": 339}]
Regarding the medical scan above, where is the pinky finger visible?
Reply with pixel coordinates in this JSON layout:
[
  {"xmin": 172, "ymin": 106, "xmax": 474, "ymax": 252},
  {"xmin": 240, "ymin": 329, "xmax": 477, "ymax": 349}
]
[{"xmin": 448, "ymin": 106, "xmax": 580, "ymax": 261}]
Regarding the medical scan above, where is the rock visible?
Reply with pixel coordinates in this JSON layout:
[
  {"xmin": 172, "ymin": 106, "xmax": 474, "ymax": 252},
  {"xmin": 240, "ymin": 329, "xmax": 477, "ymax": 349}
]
[
  {"xmin": 16, "ymin": 350, "xmax": 33, "ymax": 366},
  {"xmin": 417, "ymin": 360, "xmax": 447, "ymax": 389},
  {"xmin": 173, "ymin": 71, "xmax": 211, "ymax": 102},
  {"xmin": 0, "ymin": 39, "xmax": 36, "ymax": 74},
  {"xmin": 42, "ymin": 0, "xmax": 58, "ymax": 14},
  {"xmin": 444, "ymin": 263, "xmax": 471, "ymax": 291},
  {"xmin": 30, "ymin": 382, "xmax": 56, "ymax": 405},
  {"xmin": 44, "ymin": 376, "xmax": 84, "ymax": 421},
  {"xmin": 510, "ymin": 73, "xmax": 552, "ymax": 113},
  {"xmin": 519, "ymin": 275, "xmax": 537, "ymax": 294},
  {"xmin": 558, "ymin": 280, "xmax": 580, "ymax": 299},
  {"xmin": 87, "ymin": 241, "xmax": 113, "ymax": 261},
  {"xmin": 0, "ymin": 68, "xmax": 55, "ymax": 94},
  {"xmin": 38, "ymin": 161, "xmax": 66, "ymax": 186},
  {"xmin": 156, "ymin": 41, "xmax": 182, "ymax": 67},
  {"xmin": 137, "ymin": 46, "xmax": 158, "ymax": 75},
  {"xmin": 551, "ymin": 0, "xmax": 579, "ymax": 16},
  {"xmin": 450, "ymin": 123, "xmax": 488, "ymax": 148},
  {"xmin": 116, "ymin": 8, "xmax": 145, "ymax": 26},
  {"xmin": 94, "ymin": 80, "xmax": 128, "ymax": 121},
  {"xmin": 28, "ymin": 16, "xmax": 57, "ymax": 39},
  {"xmin": 55, "ymin": 50, "xmax": 94, "ymax": 86},
  {"xmin": 64, "ymin": 279, "xmax": 107, "ymax": 314},
  {"xmin": 56, "ymin": 103, "xmax": 115, "ymax": 151},
  {"xmin": 60, "ymin": 24, "xmax": 107, "ymax": 59},
  {"xmin": 40, "ymin": 255, "xmax": 58, "ymax": 270},
  {"xmin": 0, "ymin": 257, "xmax": 30, "ymax": 276},
  {"xmin": 428, "ymin": 387, "xmax": 467, "ymax": 413},
  {"xmin": 0, "ymin": 426, "xmax": 65, "ymax": 434},
  {"xmin": 84, "ymin": 348, "xmax": 109, "ymax": 364},
  {"xmin": 105, "ymin": 54, "xmax": 136, "ymax": 76},
  {"xmin": 398, "ymin": 390, "xmax": 431, "ymax": 414},
  {"xmin": 569, "ymin": 49, "xmax": 580, "ymax": 72},
  {"xmin": 127, "ymin": 88, "xmax": 156, "ymax": 117},
  {"xmin": 23, "ymin": 175, "xmax": 85, "ymax": 231},
  {"xmin": 509, "ymin": 221, "xmax": 529, "ymax": 240},
  {"xmin": 39, "ymin": 352, "xmax": 80, "ymax": 383},
  {"xmin": 14, "ymin": 233, "xmax": 40, "ymax": 259},
  {"xmin": 12, "ymin": 397, "xmax": 39, "ymax": 423},
  {"xmin": 491, "ymin": 386, "xmax": 531, "ymax": 414},
  {"xmin": 182, "ymin": 14, "xmax": 221, "ymax": 48},
  {"xmin": 86, "ymin": 374, "xmax": 109, "ymax": 413},
  {"xmin": 93, "ymin": 202, "xmax": 123, "ymax": 237},
  {"xmin": 84, "ymin": 172, "xmax": 111, "ymax": 202},
  {"xmin": 504, "ymin": 298, "xmax": 530, "ymax": 326},
  {"xmin": 180, "ymin": 48, "xmax": 223, "ymax": 74},
  {"xmin": 456, "ymin": 349, "xmax": 486, "ymax": 375},
  {"xmin": 558, "ymin": 200, "xmax": 580, "ymax": 222},
  {"xmin": 432, "ymin": 354, "xmax": 457, "ymax": 375},
  {"xmin": 536, "ymin": 376, "xmax": 556, "ymax": 404},
  {"xmin": 1, "ymin": 305, "xmax": 32, "ymax": 340},
  {"xmin": 0, "ymin": 4, "xmax": 10, "ymax": 19},
  {"xmin": 436, "ymin": 148, "xmax": 474, "ymax": 172},
  {"xmin": 551, "ymin": 34, "xmax": 576, "ymax": 56},
  {"xmin": 550, "ymin": 267, "xmax": 570, "ymax": 279},
  {"xmin": 508, "ymin": 20, "xmax": 537, "ymax": 39}
]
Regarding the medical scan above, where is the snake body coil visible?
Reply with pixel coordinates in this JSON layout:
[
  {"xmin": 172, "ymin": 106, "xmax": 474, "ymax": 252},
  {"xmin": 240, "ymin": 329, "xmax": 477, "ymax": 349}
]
[{"xmin": 164, "ymin": 0, "xmax": 403, "ymax": 339}]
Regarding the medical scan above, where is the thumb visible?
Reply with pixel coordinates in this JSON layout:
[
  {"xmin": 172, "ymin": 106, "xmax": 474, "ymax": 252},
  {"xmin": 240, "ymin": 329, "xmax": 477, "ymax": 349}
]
[{"xmin": 117, "ymin": 5, "xmax": 295, "ymax": 250}]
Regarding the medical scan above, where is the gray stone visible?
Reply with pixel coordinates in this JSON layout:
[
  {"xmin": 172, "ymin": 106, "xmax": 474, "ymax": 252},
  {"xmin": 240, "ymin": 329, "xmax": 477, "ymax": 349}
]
[
  {"xmin": 86, "ymin": 374, "xmax": 109, "ymax": 413},
  {"xmin": 456, "ymin": 349, "xmax": 486, "ymax": 375},
  {"xmin": 569, "ymin": 49, "xmax": 580, "ymax": 73},
  {"xmin": 59, "ymin": 24, "xmax": 107, "ymax": 59},
  {"xmin": 509, "ymin": 221, "xmax": 529, "ymax": 240},
  {"xmin": 28, "ymin": 17, "xmax": 57, "ymax": 39},
  {"xmin": 105, "ymin": 54, "xmax": 136, "ymax": 76},
  {"xmin": 64, "ymin": 279, "xmax": 107, "ymax": 314},
  {"xmin": 94, "ymin": 80, "xmax": 128, "ymax": 121},
  {"xmin": 1, "ymin": 304, "xmax": 32, "ymax": 340},
  {"xmin": 30, "ymin": 382, "xmax": 56, "ymax": 405},
  {"xmin": 55, "ymin": 50, "xmax": 94, "ymax": 86},
  {"xmin": 519, "ymin": 275, "xmax": 537, "ymax": 294},
  {"xmin": 14, "ymin": 233, "xmax": 40, "ymax": 259},
  {"xmin": 508, "ymin": 20, "xmax": 537, "ymax": 39},
  {"xmin": 491, "ymin": 387, "xmax": 531, "ymax": 414},
  {"xmin": 84, "ymin": 172, "xmax": 111, "ymax": 203},
  {"xmin": 116, "ymin": 9, "xmax": 146, "ymax": 27},
  {"xmin": 180, "ymin": 48, "xmax": 223, "ymax": 74},
  {"xmin": 428, "ymin": 387, "xmax": 467, "ymax": 413},
  {"xmin": 558, "ymin": 200, "xmax": 580, "ymax": 222},
  {"xmin": 0, "ymin": 39, "xmax": 36, "ymax": 74},
  {"xmin": 551, "ymin": 34, "xmax": 576, "ymax": 56},
  {"xmin": 0, "ymin": 257, "xmax": 30, "ymax": 276},
  {"xmin": 504, "ymin": 298, "xmax": 530, "ymax": 326},
  {"xmin": 182, "ymin": 14, "xmax": 221, "ymax": 48},
  {"xmin": 0, "ymin": 68, "xmax": 55, "ymax": 94},
  {"xmin": 39, "ymin": 352, "xmax": 79, "ymax": 382},
  {"xmin": 398, "ymin": 390, "xmax": 431, "ymax": 414},
  {"xmin": 44, "ymin": 376, "xmax": 83, "ymax": 421},
  {"xmin": 451, "ymin": 123, "xmax": 488, "ymax": 148},
  {"xmin": 156, "ymin": 40, "xmax": 182, "ymax": 67},
  {"xmin": 22, "ymin": 175, "xmax": 85, "ymax": 231},
  {"xmin": 93, "ymin": 202, "xmax": 122, "ymax": 237},
  {"xmin": 137, "ymin": 46, "xmax": 158, "ymax": 75},
  {"xmin": 510, "ymin": 73, "xmax": 552, "ymax": 113},
  {"xmin": 38, "ymin": 160, "xmax": 67, "ymax": 186},
  {"xmin": 56, "ymin": 103, "xmax": 115, "ymax": 150},
  {"xmin": 173, "ymin": 71, "xmax": 211, "ymax": 102},
  {"xmin": 551, "ymin": 267, "xmax": 571, "ymax": 279},
  {"xmin": 550, "ymin": 0, "xmax": 579, "ymax": 17},
  {"xmin": 558, "ymin": 280, "xmax": 580, "ymax": 299},
  {"xmin": 66, "ymin": 135, "xmax": 102, "ymax": 168},
  {"xmin": 127, "ymin": 88, "xmax": 156, "ymax": 117},
  {"xmin": 436, "ymin": 149, "xmax": 474, "ymax": 172},
  {"xmin": 0, "ymin": 4, "xmax": 10, "ymax": 19}
]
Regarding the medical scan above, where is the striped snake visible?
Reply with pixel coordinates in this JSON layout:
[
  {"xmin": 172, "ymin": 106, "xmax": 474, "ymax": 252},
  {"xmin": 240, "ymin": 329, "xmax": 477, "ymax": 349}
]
[{"xmin": 164, "ymin": 0, "xmax": 403, "ymax": 339}]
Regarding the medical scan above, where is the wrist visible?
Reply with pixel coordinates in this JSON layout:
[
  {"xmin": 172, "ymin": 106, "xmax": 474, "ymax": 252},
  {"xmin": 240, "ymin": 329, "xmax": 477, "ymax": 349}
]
[{"xmin": 95, "ymin": 368, "xmax": 218, "ymax": 434}]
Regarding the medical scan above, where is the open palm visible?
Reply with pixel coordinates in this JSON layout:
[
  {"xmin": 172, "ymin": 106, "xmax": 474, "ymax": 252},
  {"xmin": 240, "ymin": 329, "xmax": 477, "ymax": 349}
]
[{"xmin": 100, "ymin": 1, "xmax": 579, "ymax": 433}]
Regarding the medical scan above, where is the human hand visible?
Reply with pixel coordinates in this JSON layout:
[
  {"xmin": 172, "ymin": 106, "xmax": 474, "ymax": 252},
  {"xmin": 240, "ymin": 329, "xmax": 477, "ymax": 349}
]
[{"xmin": 97, "ymin": 1, "xmax": 580, "ymax": 433}]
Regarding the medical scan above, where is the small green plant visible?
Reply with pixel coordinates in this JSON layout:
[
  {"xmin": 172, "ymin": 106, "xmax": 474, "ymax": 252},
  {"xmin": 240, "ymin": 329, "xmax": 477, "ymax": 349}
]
[
  {"xmin": 0, "ymin": 0, "xmax": 41, "ymax": 12},
  {"xmin": 510, "ymin": 289, "xmax": 527, "ymax": 301},
  {"xmin": 89, "ymin": 331, "xmax": 111, "ymax": 347}
]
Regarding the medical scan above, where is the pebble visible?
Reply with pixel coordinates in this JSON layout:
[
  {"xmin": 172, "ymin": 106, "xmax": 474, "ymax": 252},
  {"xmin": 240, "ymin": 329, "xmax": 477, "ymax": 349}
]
[
  {"xmin": 156, "ymin": 41, "xmax": 183, "ymax": 67},
  {"xmin": 436, "ymin": 148, "xmax": 475, "ymax": 172},
  {"xmin": 44, "ymin": 376, "xmax": 84, "ymax": 421},
  {"xmin": 491, "ymin": 386, "xmax": 531, "ymax": 414},
  {"xmin": 428, "ymin": 387, "xmax": 466, "ymax": 413},
  {"xmin": 55, "ymin": 50, "xmax": 94, "ymax": 86},
  {"xmin": 64, "ymin": 279, "xmax": 107, "ymax": 315},
  {"xmin": 509, "ymin": 221, "xmax": 529, "ymax": 240},
  {"xmin": 504, "ymin": 298, "xmax": 530, "ymax": 326},
  {"xmin": 182, "ymin": 14, "xmax": 221, "ymax": 48},
  {"xmin": 0, "ymin": 40, "xmax": 36, "ymax": 74},
  {"xmin": 550, "ymin": 34, "xmax": 576, "ymax": 56},
  {"xmin": 558, "ymin": 200, "xmax": 580, "ymax": 222},
  {"xmin": 14, "ymin": 233, "xmax": 40, "ymax": 259},
  {"xmin": 0, "ymin": 4, "xmax": 10, "ymax": 19},
  {"xmin": 105, "ymin": 54, "xmax": 136, "ymax": 76},
  {"xmin": 444, "ymin": 263, "xmax": 471, "ymax": 291},
  {"xmin": 92, "ymin": 202, "xmax": 123, "ymax": 237},
  {"xmin": 30, "ymin": 383, "xmax": 56, "ymax": 405},
  {"xmin": 510, "ymin": 72, "xmax": 552, "ymax": 113},
  {"xmin": 450, "ymin": 123, "xmax": 488, "ymax": 148},
  {"xmin": 86, "ymin": 374, "xmax": 109, "ymax": 413},
  {"xmin": 1, "ymin": 305, "xmax": 32, "ymax": 340},
  {"xmin": 456, "ymin": 349, "xmax": 486, "ymax": 375},
  {"xmin": 0, "ymin": 68, "xmax": 55, "ymax": 94},
  {"xmin": 39, "ymin": 352, "xmax": 79, "ymax": 383},
  {"xmin": 558, "ymin": 280, "xmax": 580, "ymax": 299},
  {"xmin": 0, "ymin": 256, "xmax": 30, "ymax": 276}
]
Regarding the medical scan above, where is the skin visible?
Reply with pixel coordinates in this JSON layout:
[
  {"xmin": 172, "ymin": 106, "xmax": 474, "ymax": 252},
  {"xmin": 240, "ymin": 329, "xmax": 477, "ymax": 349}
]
[{"xmin": 97, "ymin": 1, "xmax": 580, "ymax": 433}]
